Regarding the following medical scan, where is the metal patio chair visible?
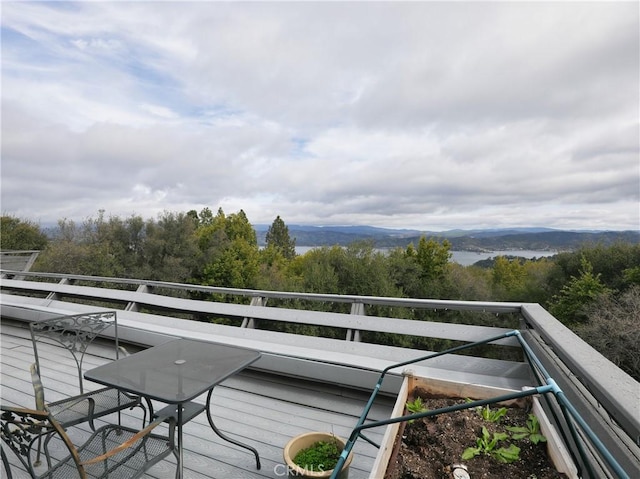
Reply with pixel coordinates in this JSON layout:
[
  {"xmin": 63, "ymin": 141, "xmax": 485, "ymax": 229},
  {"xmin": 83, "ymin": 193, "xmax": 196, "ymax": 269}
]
[
  {"xmin": 28, "ymin": 312, "xmax": 150, "ymax": 464},
  {"xmin": 0, "ymin": 404, "xmax": 175, "ymax": 479}
]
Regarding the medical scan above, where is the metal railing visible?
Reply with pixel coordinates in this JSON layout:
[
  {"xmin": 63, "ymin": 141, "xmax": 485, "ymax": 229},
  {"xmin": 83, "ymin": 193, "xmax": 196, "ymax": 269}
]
[{"xmin": 1, "ymin": 269, "xmax": 638, "ymax": 478}]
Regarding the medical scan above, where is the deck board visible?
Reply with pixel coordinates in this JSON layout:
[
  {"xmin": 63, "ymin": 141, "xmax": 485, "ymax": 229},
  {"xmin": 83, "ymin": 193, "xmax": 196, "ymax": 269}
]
[{"xmin": 1, "ymin": 321, "xmax": 396, "ymax": 479}]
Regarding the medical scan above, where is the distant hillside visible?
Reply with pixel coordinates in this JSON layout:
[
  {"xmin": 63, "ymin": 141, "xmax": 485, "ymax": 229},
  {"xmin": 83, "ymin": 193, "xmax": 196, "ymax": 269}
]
[
  {"xmin": 254, "ymin": 224, "xmax": 420, "ymax": 246},
  {"xmin": 444, "ymin": 230, "xmax": 640, "ymax": 252},
  {"xmin": 254, "ymin": 225, "xmax": 639, "ymax": 251}
]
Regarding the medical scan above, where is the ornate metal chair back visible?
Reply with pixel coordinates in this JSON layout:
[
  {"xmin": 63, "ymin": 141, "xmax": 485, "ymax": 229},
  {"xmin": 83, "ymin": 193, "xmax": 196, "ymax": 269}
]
[{"xmin": 29, "ymin": 312, "xmax": 120, "ymax": 395}]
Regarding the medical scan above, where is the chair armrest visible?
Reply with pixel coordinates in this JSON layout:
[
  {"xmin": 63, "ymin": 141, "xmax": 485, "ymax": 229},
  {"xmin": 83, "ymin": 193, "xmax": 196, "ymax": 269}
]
[
  {"xmin": 1, "ymin": 405, "xmax": 48, "ymax": 419},
  {"xmin": 49, "ymin": 395, "xmax": 96, "ymax": 415},
  {"xmin": 80, "ymin": 415, "xmax": 175, "ymax": 466}
]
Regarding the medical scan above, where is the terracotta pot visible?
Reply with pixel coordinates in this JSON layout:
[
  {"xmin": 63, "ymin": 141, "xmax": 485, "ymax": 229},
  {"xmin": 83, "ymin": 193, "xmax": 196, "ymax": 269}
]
[{"xmin": 283, "ymin": 431, "xmax": 353, "ymax": 479}]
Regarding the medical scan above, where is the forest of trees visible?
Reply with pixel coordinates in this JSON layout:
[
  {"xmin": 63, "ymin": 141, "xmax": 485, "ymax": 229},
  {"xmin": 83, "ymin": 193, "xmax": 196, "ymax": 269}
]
[{"xmin": 2, "ymin": 210, "xmax": 639, "ymax": 380}]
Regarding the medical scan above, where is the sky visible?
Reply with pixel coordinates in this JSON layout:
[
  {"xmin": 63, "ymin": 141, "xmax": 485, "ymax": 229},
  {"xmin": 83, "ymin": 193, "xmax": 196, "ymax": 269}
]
[{"xmin": 1, "ymin": 1, "xmax": 639, "ymax": 232}]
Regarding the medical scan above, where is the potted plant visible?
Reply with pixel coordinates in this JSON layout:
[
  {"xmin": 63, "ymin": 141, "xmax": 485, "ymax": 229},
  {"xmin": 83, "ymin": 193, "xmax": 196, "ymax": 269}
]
[{"xmin": 283, "ymin": 431, "xmax": 353, "ymax": 478}]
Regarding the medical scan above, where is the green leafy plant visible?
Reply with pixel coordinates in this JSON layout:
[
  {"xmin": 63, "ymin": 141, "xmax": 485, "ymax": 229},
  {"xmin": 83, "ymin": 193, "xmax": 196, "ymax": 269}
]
[
  {"xmin": 478, "ymin": 404, "xmax": 508, "ymax": 423},
  {"xmin": 405, "ymin": 397, "xmax": 429, "ymax": 423},
  {"xmin": 406, "ymin": 397, "xmax": 429, "ymax": 414},
  {"xmin": 293, "ymin": 438, "xmax": 341, "ymax": 472},
  {"xmin": 507, "ymin": 414, "xmax": 548, "ymax": 445},
  {"xmin": 462, "ymin": 426, "xmax": 521, "ymax": 463}
]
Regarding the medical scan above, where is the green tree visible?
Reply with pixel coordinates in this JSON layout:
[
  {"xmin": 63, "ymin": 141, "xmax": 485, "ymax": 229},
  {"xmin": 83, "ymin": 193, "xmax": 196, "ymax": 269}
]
[
  {"xmin": 194, "ymin": 207, "xmax": 229, "ymax": 254},
  {"xmin": 139, "ymin": 211, "xmax": 201, "ymax": 282},
  {"xmin": 390, "ymin": 237, "xmax": 452, "ymax": 298},
  {"xmin": 256, "ymin": 247, "xmax": 297, "ymax": 291},
  {"xmin": 548, "ymin": 243, "xmax": 640, "ymax": 295},
  {"xmin": 623, "ymin": 266, "xmax": 640, "ymax": 286},
  {"xmin": 225, "ymin": 210, "xmax": 256, "ymax": 246},
  {"xmin": 290, "ymin": 248, "xmax": 340, "ymax": 295},
  {"xmin": 0, "ymin": 215, "xmax": 49, "ymax": 250},
  {"xmin": 110, "ymin": 214, "xmax": 147, "ymax": 274},
  {"xmin": 69, "ymin": 212, "xmax": 148, "ymax": 277},
  {"xmin": 339, "ymin": 241, "xmax": 398, "ymax": 297},
  {"xmin": 387, "ymin": 245, "xmax": 423, "ymax": 298},
  {"xmin": 446, "ymin": 263, "xmax": 491, "ymax": 301},
  {"xmin": 258, "ymin": 217, "xmax": 298, "ymax": 290},
  {"xmin": 491, "ymin": 256, "xmax": 526, "ymax": 301},
  {"xmin": 265, "ymin": 216, "xmax": 296, "ymax": 259},
  {"xmin": 416, "ymin": 237, "xmax": 452, "ymax": 282},
  {"xmin": 549, "ymin": 256, "xmax": 611, "ymax": 324},
  {"xmin": 196, "ymin": 208, "xmax": 260, "ymax": 289},
  {"xmin": 490, "ymin": 256, "xmax": 554, "ymax": 303},
  {"xmin": 35, "ymin": 214, "xmax": 117, "ymax": 276},
  {"xmin": 581, "ymin": 243, "xmax": 640, "ymax": 291},
  {"xmin": 289, "ymin": 242, "xmax": 398, "ymax": 299},
  {"xmin": 203, "ymin": 238, "xmax": 259, "ymax": 289},
  {"xmin": 520, "ymin": 259, "xmax": 556, "ymax": 304}
]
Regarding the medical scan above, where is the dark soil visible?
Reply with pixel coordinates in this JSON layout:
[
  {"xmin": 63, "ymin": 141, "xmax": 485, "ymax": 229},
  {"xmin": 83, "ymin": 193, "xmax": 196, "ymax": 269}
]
[{"xmin": 385, "ymin": 388, "xmax": 568, "ymax": 479}]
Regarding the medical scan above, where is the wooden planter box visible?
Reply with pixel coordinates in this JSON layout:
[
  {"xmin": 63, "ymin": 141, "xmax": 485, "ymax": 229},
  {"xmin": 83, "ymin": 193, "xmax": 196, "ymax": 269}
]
[{"xmin": 369, "ymin": 374, "xmax": 578, "ymax": 479}]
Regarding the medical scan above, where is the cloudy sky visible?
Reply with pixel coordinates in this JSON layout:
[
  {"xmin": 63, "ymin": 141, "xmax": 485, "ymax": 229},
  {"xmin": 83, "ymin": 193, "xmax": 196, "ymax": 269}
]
[{"xmin": 2, "ymin": 1, "xmax": 638, "ymax": 231}]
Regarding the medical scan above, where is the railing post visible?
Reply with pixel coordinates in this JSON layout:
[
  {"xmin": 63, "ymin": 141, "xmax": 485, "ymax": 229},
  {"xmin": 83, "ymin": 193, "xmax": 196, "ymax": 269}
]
[
  {"xmin": 242, "ymin": 296, "xmax": 265, "ymax": 328},
  {"xmin": 45, "ymin": 277, "xmax": 74, "ymax": 301},
  {"xmin": 125, "ymin": 284, "xmax": 153, "ymax": 312},
  {"xmin": 348, "ymin": 302, "xmax": 364, "ymax": 341}
]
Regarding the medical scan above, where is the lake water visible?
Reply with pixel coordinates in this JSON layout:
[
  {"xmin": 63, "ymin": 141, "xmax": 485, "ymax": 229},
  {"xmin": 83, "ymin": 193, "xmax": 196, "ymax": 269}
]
[
  {"xmin": 447, "ymin": 250, "xmax": 557, "ymax": 266},
  {"xmin": 294, "ymin": 246, "xmax": 557, "ymax": 266}
]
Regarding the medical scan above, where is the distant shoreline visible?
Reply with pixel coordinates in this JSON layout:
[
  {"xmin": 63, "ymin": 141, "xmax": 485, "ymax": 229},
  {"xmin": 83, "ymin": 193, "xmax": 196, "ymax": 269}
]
[
  {"xmin": 293, "ymin": 246, "xmax": 557, "ymax": 266},
  {"xmin": 258, "ymin": 228, "xmax": 638, "ymax": 253}
]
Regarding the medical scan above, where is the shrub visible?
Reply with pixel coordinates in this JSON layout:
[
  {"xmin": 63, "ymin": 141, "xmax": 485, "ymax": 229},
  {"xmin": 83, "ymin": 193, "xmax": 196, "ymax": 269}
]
[{"xmin": 576, "ymin": 286, "xmax": 640, "ymax": 381}]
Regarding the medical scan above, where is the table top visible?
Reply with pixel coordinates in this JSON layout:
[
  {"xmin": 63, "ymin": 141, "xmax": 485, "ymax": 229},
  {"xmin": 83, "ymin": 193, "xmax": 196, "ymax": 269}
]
[{"xmin": 84, "ymin": 338, "xmax": 261, "ymax": 403}]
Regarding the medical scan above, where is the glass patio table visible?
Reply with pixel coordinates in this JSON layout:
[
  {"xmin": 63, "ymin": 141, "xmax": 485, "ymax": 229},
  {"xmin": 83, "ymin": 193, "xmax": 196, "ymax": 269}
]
[{"xmin": 85, "ymin": 337, "xmax": 262, "ymax": 479}]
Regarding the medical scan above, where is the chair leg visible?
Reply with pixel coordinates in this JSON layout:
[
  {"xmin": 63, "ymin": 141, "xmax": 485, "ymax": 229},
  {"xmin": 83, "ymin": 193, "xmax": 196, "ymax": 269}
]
[
  {"xmin": 34, "ymin": 434, "xmax": 43, "ymax": 467},
  {"xmin": 87, "ymin": 397, "xmax": 97, "ymax": 431},
  {"xmin": 144, "ymin": 397, "xmax": 154, "ymax": 426},
  {"xmin": 35, "ymin": 429, "xmax": 57, "ymax": 467},
  {"xmin": 128, "ymin": 397, "xmax": 152, "ymax": 427},
  {"xmin": 42, "ymin": 432, "xmax": 56, "ymax": 469},
  {"xmin": 2, "ymin": 445, "xmax": 13, "ymax": 479}
]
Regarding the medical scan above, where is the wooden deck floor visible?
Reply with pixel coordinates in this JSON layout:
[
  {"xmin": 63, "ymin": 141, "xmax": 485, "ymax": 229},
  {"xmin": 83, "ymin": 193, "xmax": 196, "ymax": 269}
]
[{"xmin": 1, "ymin": 321, "xmax": 396, "ymax": 479}]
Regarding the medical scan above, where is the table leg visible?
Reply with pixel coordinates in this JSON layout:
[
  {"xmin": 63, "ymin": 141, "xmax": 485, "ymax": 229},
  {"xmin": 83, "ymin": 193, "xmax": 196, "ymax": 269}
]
[
  {"xmin": 177, "ymin": 403, "xmax": 183, "ymax": 479},
  {"xmin": 205, "ymin": 388, "xmax": 261, "ymax": 469}
]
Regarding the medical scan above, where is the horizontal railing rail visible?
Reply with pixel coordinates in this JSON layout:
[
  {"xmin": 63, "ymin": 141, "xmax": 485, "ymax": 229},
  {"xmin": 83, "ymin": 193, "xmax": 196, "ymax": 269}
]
[
  {"xmin": 0, "ymin": 277, "xmax": 521, "ymax": 348},
  {"xmin": 0, "ymin": 269, "xmax": 522, "ymax": 312}
]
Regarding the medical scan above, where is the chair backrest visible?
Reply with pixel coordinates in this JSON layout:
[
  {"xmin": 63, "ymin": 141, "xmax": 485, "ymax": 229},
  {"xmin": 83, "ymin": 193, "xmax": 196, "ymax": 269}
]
[
  {"xmin": 29, "ymin": 312, "xmax": 120, "ymax": 395},
  {"xmin": 0, "ymin": 406, "xmax": 83, "ymax": 479}
]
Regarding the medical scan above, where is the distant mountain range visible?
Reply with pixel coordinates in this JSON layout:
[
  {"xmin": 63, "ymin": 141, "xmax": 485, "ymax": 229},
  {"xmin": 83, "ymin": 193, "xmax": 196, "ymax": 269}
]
[{"xmin": 254, "ymin": 225, "xmax": 639, "ymax": 252}]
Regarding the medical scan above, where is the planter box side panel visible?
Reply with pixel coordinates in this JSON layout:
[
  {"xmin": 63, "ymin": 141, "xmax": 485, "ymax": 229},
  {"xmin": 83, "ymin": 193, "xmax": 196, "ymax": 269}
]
[
  {"xmin": 407, "ymin": 375, "xmax": 522, "ymax": 404},
  {"xmin": 533, "ymin": 397, "xmax": 579, "ymax": 479},
  {"xmin": 368, "ymin": 375, "xmax": 410, "ymax": 477}
]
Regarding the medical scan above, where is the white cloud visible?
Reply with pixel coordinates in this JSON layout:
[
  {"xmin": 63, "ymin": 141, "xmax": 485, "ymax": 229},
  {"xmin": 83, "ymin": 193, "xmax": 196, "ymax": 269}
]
[
  {"xmin": 1, "ymin": 1, "xmax": 638, "ymax": 231},
  {"xmin": 139, "ymin": 103, "xmax": 179, "ymax": 119}
]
